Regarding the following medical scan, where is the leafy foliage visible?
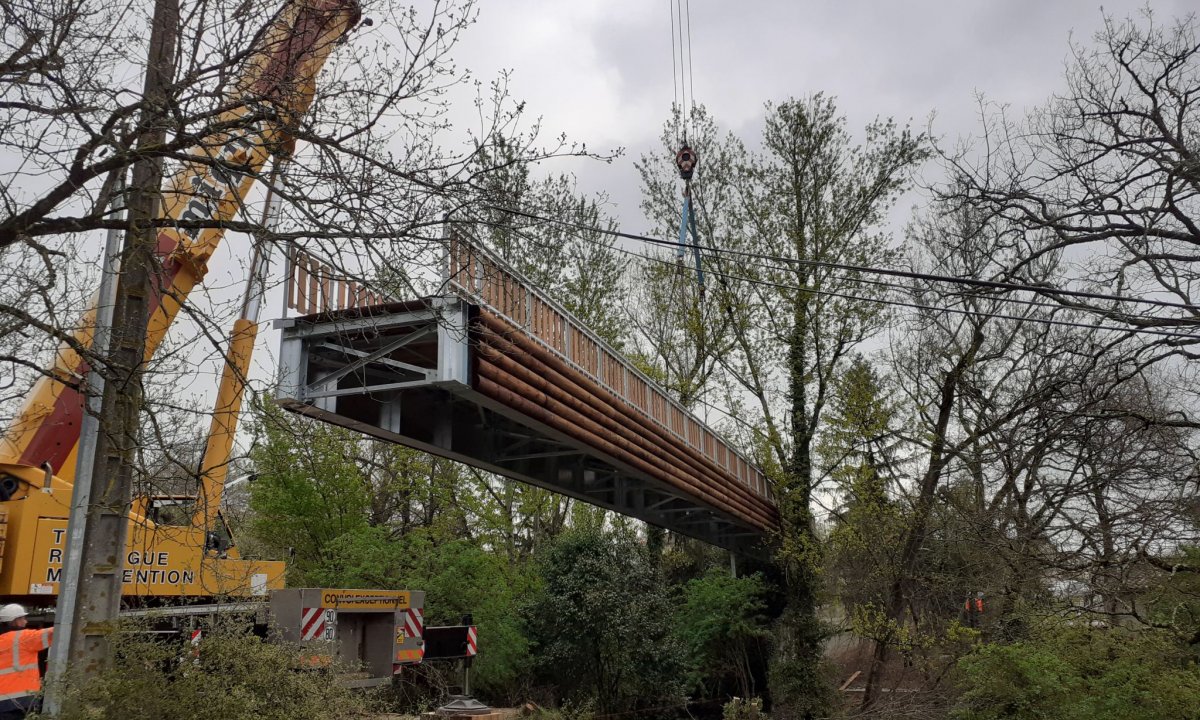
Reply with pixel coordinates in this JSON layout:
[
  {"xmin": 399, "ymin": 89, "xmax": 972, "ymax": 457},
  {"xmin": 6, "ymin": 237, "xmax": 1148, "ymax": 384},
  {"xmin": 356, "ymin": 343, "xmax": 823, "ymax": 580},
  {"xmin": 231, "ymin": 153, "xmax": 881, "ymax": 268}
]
[
  {"xmin": 523, "ymin": 527, "xmax": 687, "ymax": 712},
  {"xmin": 953, "ymin": 626, "xmax": 1200, "ymax": 720},
  {"xmin": 722, "ymin": 696, "xmax": 765, "ymax": 720},
  {"xmin": 676, "ymin": 570, "xmax": 771, "ymax": 697},
  {"xmin": 45, "ymin": 620, "xmax": 368, "ymax": 720},
  {"xmin": 408, "ymin": 539, "xmax": 537, "ymax": 701}
]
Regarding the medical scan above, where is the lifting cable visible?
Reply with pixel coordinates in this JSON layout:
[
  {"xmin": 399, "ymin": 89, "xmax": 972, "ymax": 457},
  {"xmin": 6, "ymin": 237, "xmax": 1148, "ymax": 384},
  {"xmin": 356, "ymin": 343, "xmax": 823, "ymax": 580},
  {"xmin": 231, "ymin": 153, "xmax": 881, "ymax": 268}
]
[{"xmin": 670, "ymin": 0, "xmax": 704, "ymax": 294}]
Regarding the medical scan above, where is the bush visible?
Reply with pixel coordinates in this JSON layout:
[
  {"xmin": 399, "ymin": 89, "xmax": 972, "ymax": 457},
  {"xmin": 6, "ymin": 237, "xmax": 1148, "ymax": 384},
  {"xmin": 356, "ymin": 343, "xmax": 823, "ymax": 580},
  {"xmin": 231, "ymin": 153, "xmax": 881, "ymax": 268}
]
[
  {"xmin": 952, "ymin": 625, "xmax": 1200, "ymax": 720},
  {"xmin": 523, "ymin": 527, "xmax": 687, "ymax": 712},
  {"xmin": 408, "ymin": 538, "xmax": 536, "ymax": 703},
  {"xmin": 722, "ymin": 696, "xmax": 763, "ymax": 720},
  {"xmin": 42, "ymin": 619, "xmax": 370, "ymax": 720},
  {"xmin": 676, "ymin": 569, "xmax": 771, "ymax": 698}
]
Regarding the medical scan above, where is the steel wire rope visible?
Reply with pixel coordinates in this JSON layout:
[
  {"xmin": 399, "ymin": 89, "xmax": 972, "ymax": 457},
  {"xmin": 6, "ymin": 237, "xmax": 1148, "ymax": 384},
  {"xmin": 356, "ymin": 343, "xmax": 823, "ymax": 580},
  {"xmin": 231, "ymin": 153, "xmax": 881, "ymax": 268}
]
[
  {"xmin": 672, "ymin": 0, "xmax": 681, "ymax": 114},
  {"xmin": 673, "ymin": 0, "xmax": 688, "ymax": 138},
  {"xmin": 475, "ymin": 204, "xmax": 1200, "ymax": 316},
  {"xmin": 685, "ymin": 0, "xmax": 697, "ymax": 125}
]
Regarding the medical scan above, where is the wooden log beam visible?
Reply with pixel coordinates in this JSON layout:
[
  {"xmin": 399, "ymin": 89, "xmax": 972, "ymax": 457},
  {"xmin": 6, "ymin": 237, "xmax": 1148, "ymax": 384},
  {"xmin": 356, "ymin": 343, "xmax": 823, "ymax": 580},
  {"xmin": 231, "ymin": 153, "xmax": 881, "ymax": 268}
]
[
  {"xmin": 474, "ymin": 313, "xmax": 778, "ymax": 527},
  {"xmin": 476, "ymin": 357, "xmax": 775, "ymax": 530},
  {"xmin": 475, "ymin": 343, "xmax": 776, "ymax": 527}
]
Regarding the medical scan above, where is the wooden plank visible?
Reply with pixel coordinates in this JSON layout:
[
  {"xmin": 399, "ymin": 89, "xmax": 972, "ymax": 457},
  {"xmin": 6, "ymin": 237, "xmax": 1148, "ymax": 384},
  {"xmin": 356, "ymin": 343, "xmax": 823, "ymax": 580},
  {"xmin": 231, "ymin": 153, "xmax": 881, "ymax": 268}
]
[
  {"xmin": 839, "ymin": 671, "xmax": 862, "ymax": 692},
  {"xmin": 321, "ymin": 267, "xmax": 333, "ymax": 313},
  {"xmin": 307, "ymin": 257, "xmax": 320, "ymax": 314}
]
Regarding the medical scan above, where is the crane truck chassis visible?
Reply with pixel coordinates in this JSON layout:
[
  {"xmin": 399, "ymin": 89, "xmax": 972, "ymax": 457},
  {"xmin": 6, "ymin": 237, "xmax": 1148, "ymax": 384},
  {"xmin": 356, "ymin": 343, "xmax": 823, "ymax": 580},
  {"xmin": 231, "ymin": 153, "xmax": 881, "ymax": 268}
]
[{"xmin": 118, "ymin": 588, "xmax": 480, "ymax": 687}]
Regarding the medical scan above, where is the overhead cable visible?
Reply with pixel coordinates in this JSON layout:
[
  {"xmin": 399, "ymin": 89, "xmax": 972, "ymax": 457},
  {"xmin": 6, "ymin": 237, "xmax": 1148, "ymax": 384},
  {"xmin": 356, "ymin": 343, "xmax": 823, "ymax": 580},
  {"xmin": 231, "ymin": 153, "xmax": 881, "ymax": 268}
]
[
  {"xmin": 475, "ymin": 205, "xmax": 1200, "ymax": 316},
  {"xmin": 460, "ymin": 214, "xmax": 1198, "ymax": 342}
]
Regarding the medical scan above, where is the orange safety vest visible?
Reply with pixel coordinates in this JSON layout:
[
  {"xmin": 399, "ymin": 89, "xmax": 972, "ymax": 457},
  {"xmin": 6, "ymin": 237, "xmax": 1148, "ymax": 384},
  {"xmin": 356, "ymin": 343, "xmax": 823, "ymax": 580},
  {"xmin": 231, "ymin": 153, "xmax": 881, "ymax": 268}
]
[
  {"xmin": 0, "ymin": 628, "xmax": 52, "ymax": 710},
  {"xmin": 964, "ymin": 598, "xmax": 983, "ymax": 613}
]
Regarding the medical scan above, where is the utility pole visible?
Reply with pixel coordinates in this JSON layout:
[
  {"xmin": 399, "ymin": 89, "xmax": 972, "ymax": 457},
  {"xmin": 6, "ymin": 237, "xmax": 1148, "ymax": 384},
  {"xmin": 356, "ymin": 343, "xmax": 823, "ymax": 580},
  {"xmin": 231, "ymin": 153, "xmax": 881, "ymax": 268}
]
[
  {"xmin": 45, "ymin": 0, "xmax": 178, "ymax": 706},
  {"xmin": 42, "ymin": 175, "xmax": 125, "ymax": 715}
]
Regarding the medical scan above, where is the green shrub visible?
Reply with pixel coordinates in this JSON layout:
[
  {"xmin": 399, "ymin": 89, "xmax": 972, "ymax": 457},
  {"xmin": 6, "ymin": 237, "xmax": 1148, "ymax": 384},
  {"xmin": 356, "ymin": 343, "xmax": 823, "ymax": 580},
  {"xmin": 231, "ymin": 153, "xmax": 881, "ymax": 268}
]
[
  {"xmin": 523, "ymin": 527, "xmax": 687, "ymax": 712},
  {"xmin": 722, "ymin": 696, "xmax": 764, "ymax": 720},
  {"xmin": 42, "ymin": 619, "xmax": 370, "ymax": 720},
  {"xmin": 953, "ymin": 625, "xmax": 1200, "ymax": 720},
  {"xmin": 676, "ymin": 569, "xmax": 771, "ymax": 697}
]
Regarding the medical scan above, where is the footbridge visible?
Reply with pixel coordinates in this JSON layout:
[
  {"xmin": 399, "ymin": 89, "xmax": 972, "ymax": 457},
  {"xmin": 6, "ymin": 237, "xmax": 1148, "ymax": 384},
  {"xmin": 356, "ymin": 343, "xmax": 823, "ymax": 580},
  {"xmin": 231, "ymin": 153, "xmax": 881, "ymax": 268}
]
[{"xmin": 273, "ymin": 240, "xmax": 778, "ymax": 556}]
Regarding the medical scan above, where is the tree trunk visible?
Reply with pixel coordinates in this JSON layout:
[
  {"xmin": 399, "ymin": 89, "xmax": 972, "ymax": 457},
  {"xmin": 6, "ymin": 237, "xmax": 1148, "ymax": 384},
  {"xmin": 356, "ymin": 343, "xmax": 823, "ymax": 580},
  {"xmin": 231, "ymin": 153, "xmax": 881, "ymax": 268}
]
[
  {"xmin": 862, "ymin": 327, "xmax": 983, "ymax": 710},
  {"xmin": 770, "ymin": 302, "xmax": 829, "ymax": 719}
]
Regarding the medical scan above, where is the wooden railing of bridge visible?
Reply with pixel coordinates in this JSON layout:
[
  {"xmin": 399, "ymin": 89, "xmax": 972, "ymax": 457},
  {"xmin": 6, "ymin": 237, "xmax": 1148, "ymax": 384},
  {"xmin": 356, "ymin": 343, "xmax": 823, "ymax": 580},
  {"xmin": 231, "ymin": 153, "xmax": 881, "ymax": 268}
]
[{"xmin": 285, "ymin": 247, "xmax": 389, "ymax": 314}]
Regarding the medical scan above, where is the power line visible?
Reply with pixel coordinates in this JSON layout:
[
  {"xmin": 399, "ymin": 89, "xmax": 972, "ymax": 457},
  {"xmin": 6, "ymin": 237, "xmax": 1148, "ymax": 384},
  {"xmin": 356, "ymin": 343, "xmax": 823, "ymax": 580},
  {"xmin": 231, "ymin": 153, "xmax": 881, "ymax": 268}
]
[
  {"xmin": 477, "ymin": 204, "xmax": 1200, "ymax": 317},
  {"xmin": 610, "ymin": 241, "xmax": 1200, "ymax": 341},
  {"xmin": 681, "ymin": 236, "xmax": 1098, "ymax": 318},
  {"xmin": 460, "ymin": 213, "xmax": 1197, "ymax": 341}
]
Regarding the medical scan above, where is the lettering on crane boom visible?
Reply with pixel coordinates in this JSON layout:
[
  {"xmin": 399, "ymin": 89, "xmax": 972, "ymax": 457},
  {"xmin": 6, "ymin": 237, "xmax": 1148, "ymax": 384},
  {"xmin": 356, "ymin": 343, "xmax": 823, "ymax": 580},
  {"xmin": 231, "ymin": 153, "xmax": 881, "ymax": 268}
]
[
  {"xmin": 319, "ymin": 588, "xmax": 411, "ymax": 610},
  {"xmin": 42, "ymin": 528, "xmax": 195, "ymax": 586},
  {"xmin": 173, "ymin": 111, "xmax": 265, "ymax": 241}
]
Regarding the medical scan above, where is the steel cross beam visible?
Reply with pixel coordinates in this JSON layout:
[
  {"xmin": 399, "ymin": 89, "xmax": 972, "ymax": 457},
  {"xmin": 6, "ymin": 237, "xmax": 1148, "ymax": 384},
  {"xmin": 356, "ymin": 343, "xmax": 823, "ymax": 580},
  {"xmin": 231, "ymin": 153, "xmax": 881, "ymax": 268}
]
[
  {"xmin": 316, "ymin": 342, "xmax": 435, "ymax": 378},
  {"xmin": 305, "ymin": 324, "xmax": 435, "ymax": 395}
]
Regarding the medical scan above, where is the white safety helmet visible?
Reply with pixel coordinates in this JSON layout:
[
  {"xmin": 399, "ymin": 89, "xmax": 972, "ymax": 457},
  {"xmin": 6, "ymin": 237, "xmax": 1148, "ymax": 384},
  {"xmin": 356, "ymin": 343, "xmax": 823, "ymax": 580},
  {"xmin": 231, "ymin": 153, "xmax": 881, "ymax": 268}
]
[{"xmin": 0, "ymin": 604, "xmax": 28, "ymax": 623}]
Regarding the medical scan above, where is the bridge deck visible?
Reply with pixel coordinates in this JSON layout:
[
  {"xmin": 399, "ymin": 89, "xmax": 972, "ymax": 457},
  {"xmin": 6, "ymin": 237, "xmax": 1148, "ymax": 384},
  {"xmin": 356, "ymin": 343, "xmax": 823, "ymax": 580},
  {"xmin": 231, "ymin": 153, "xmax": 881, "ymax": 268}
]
[{"xmin": 274, "ymin": 242, "xmax": 778, "ymax": 555}]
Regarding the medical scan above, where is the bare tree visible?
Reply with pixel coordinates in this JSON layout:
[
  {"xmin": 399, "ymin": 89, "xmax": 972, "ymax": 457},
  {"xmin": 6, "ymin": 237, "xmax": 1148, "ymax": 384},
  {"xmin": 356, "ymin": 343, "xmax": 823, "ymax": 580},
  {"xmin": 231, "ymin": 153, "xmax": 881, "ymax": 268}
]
[
  {"xmin": 942, "ymin": 11, "xmax": 1200, "ymax": 352},
  {"xmin": 0, "ymin": 0, "xmax": 605, "ymax": 497}
]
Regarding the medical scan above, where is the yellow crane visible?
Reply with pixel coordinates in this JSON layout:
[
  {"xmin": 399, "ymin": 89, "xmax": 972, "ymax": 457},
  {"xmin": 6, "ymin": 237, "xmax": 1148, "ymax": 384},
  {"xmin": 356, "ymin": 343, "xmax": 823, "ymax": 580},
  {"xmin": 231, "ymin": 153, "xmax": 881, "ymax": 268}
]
[{"xmin": 0, "ymin": 0, "xmax": 362, "ymax": 604}]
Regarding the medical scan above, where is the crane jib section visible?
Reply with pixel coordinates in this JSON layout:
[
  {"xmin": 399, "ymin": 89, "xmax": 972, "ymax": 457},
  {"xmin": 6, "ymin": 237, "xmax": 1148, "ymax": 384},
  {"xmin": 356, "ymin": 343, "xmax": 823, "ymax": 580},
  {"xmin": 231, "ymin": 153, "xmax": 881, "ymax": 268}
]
[{"xmin": 0, "ymin": 0, "xmax": 361, "ymax": 482}]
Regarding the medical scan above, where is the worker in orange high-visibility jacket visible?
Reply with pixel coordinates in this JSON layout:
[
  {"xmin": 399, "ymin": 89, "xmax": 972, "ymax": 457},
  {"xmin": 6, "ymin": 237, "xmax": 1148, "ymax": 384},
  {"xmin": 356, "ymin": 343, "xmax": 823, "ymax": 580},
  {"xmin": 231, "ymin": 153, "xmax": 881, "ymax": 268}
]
[
  {"xmin": 963, "ymin": 593, "xmax": 984, "ymax": 628},
  {"xmin": 0, "ymin": 604, "xmax": 52, "ymax": 720}
]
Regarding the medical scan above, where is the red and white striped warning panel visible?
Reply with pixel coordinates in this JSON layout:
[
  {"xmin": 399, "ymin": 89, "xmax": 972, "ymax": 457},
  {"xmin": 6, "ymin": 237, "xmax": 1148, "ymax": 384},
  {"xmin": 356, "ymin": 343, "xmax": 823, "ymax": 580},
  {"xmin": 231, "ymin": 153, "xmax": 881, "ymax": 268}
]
[
  {"xmin": 301, "ymin": 607, "xmax": 323, "ymax": 640},
  {"xmin": 466, "ymin": 625, "xmax": 478, "ymax": 656},
  {"xmin": 404, "ymin": 606, "xmax": 423, "ymax": 640},
  {"xmin": 189, "ymin": 628, "xmax": 202, "ymax": 660},
  {"xmin": 301, "ymin": 607, "xmax": 337, "ymax": 641},
  {"xmin": 394, "ymin": 606, "xmax": 425, "ymax": 666}
]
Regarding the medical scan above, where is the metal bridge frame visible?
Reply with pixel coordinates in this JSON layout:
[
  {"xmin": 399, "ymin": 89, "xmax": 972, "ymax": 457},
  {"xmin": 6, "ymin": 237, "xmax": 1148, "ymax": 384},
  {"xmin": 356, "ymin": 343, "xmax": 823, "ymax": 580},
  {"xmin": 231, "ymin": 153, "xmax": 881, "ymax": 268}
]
[{"xmin": 274, "ymin": 298, "xmax": 769, "ymax": 557}]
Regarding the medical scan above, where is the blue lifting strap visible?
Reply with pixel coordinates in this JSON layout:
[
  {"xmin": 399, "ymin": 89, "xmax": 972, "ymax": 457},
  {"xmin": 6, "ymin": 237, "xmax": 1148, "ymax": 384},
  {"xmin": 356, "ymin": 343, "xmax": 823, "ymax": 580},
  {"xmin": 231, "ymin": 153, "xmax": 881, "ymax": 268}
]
[{"xmin": 677, "ymin": 190, "xmax": 704, "ymax": 293}]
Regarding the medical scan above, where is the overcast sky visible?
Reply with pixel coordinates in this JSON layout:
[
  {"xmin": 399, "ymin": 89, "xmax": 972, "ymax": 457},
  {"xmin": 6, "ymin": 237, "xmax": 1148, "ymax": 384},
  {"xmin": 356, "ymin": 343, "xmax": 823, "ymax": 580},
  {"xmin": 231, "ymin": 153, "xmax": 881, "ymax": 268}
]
[
  {"xmin": 443, "ymin": 0, "xmax": 1194, "ymax": 231},
  {"xmin": 92, "ymin": 1, "xmax": 1200, "ymax": 426}
]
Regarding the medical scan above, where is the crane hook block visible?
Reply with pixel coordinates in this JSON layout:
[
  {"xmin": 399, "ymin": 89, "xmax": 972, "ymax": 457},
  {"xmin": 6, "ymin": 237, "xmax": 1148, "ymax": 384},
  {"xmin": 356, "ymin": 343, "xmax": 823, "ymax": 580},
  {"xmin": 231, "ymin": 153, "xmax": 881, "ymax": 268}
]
[{"xmin": 675, "ymin": 145, "xmax": 698, "ymax": 180}]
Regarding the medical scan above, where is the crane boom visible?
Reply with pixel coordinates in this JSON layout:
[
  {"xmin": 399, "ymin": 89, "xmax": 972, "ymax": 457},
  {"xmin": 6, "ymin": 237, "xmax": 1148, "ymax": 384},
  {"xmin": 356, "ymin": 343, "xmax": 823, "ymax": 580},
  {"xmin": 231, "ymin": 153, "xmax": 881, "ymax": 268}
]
[
  {"xmin": 0, "ymin": 0, "xmax": 361, "ymax": 483},
  {"xmin": 0, "ymin": 0, "xmax": 361, "ymax": 603}
]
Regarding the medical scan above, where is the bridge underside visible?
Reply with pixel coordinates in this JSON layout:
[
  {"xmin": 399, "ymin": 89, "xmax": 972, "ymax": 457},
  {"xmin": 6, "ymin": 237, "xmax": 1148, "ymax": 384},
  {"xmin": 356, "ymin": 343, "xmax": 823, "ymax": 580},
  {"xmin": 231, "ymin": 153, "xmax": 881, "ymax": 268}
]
[{"xmin": 275, "ymin": 299, "xmax": 773, "ymax": 557}]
